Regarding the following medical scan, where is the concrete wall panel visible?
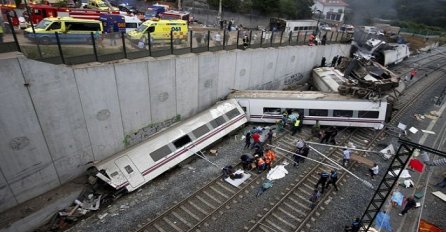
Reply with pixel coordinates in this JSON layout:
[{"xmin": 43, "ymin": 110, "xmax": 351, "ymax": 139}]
[
  {"xmin": 216, "ymin": 51, "xmax": 236, "ymax": 99},
  {"xmin": 0, "ymin": 58, "xmax": 60, "ymax": 204},
  {"xmin": 18, "ymin": 59, "xmax": 94, "ymax": 183},
  {"xmin": 0, "ymin": 173, "xmax": 17, "ymax": 212},
  {"xmin": 234, "ymin": 50, "xmax": 252, "ymax": 90},
  {"xmin": 148, "ymin": 58, "xmax": 177, "ymax": 122},
  {"xmin": 74, "ymin": 65, "xmax": 124, "ymax": 161},
  {"xmin": 261, "ymin": 48, "xmax": 278, "ymax": 88},
  {"xmin": 175, "ymin": 54, "xmax": 199, "ymax": 119},
  {"xmin": 248, "ymin": 49, "xmax": 266, "ymax": 89},
  {"xmin": 114, "ymin": 61, "xmax": 152, "ymax": 135},
  {"xmin": 198, "ymin": 53, "xmax": 219, "ymax": 111},
  {"xmin": 274, "ymin": 47, "xmax": 292, "ymax": 79}
]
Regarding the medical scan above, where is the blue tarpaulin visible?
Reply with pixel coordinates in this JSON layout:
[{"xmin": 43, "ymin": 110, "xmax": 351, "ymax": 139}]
[
  {"xmin": 375, "ymin": 212, "xmax": 393, "ymax": 232},
  {"xmin": 391, "ymin": 191, "xmax": 404, "ymax": 206}
]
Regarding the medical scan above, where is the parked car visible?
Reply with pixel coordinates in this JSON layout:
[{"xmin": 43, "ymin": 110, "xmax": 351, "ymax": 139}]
[
  {"xmin": 319, "ymin": 24, "xmax": 332, "ymax": 31},
  {"xmin": 118, "ymin": 3, "xmax": 138, "ymax": 14}
]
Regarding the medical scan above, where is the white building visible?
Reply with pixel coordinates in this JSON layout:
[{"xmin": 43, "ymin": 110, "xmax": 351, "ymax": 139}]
[{"xmin": 312, "ymin": 0, "xmax": 348, "ymax": 23}]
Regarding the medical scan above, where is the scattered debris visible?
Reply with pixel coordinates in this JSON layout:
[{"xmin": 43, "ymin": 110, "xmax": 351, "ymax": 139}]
[
  {"xmin": 209, "ymin": 149, "xmax": 218, "ymax": 155},
  {"xmin": 98, "ymin": 213, "xmax": 108, "ymax": 220},
  {"xmin": 409, "ymin": 127, "xmax": 419, "ymax": 134},
  {"xmin": 120, "ymin": 204, "xmax": 130, "ymax": 210},
  {"xmin": 421, "ymin": 130, "xmax": 436, "ymax": 135},
  {"xmin": 432, "ymin": 191, "xmax": 446, "ymax": 202}
]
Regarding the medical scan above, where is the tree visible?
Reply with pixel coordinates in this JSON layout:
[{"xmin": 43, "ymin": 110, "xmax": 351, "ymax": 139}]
[
  {"xmin": 295, "ymin": 0, "xmax": 313, "ymax": 19},
  {"xmin": 279, "ymin": 0, "xmax": 297, "ymax": 18},
  {"xmin": 251, "ymin": 0, "xmax": 280, "ymax": 15}
]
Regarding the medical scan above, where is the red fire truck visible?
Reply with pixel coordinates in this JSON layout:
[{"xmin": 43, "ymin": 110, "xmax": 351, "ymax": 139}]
[
  {"xmin": 0, "ymin": 5, "xmax": 19, "ymax": 26},
  {"xmin": 25, "ymin": 4, "xmax": 120, "ymax": 24}
]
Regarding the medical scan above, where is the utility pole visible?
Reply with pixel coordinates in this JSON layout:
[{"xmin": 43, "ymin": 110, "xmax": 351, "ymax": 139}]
[{"xmin": 178, "ymin": 0, "xmax": 182, "ymax": 10}]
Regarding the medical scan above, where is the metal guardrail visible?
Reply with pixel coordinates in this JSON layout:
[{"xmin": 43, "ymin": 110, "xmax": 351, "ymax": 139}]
[{"xmin": 0, "ymin": 19, "xmax": 352, "ymax": 65}]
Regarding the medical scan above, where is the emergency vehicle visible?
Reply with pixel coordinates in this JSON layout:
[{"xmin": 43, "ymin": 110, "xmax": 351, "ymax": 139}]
[
  {"xmin": 0, "ymin": 5, "xmax": 19, "ymax": 27},
  {"xmin": 86, "ymin": 0, "xmax": 118, "ymax": 11},
  {"xmin": 24, "ymin": 17, "xmax": 103, "ymax": 44},
  {"xmin": 159, "ymin": 10, "xmax": 189, "ymax": 22},
  {"xmin": 127, "ymin": 18, "xmax": 188, "ymax": 43}
]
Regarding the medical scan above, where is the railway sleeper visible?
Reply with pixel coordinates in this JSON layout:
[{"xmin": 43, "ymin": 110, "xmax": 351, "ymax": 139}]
[{"xmin": 271, "ymin": 212, "xmax": 297, "ymax": 229}]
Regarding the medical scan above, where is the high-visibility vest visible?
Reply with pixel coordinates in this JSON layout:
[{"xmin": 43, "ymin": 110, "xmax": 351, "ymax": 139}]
[
  {"xmin": 294, "ymin": 120, "xmax": 301, "ymax": 127},
  {"xmin": 0, "ymin": 25, "xmax": 3, "ymax": 34},
  {"xmin": 264, "ymin": 151, "xmax": 276, "ymax": 163}
]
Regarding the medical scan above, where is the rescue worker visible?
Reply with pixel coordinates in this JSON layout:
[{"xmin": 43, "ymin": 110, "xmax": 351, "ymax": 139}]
[
  {"xmin": 291, "ymin": 117, "xmax": 301, "ymax": 136},
  {"xmin": 331, "ymin": 55, "xmax": 338, "ymax": 67},
  {"xmin": 409, "ymin": 68, "xmax": 417, "ymax": 80},
  {"xmin": 344, "ymin": 218, "xmax": 362, "ymax": 232},
  {"xmin": 320, "ymin": 56, "xmax": 326, "ymax": 67},
  {"xmin": 320, "ymin": 127, "xmax": 334, "ymax": 144},
  {"xmin": 321, "ymin": 34, "xmax": 327, "ymax": 45},
  {"xmin": 311, "ymin": 120, "xmax": 321, "ymax": 138},
  {"xmin": 241, "ymin": 154, "xmax": 254, "ymax": 170},
  {"xmin": 242, "ymin": 34, "xmax": 249, "ymax": 49},
  {"xmin": 255, "ymin": 155, "xmax": 267, "ymax": 173},
  {"xmin": 266, "ymin": 129, "xmax": 273, "ymax": 145},
  {"xmin": 244, "ymin": 132, "xmax": 251, "ymax": 149},
  {"xmin": 264, "ymin": 148, "xmax": 276, "ymax": 170},
  {"xmin": 369, "ymin": 163, "xmax": 379, "ymax": 180},
  {"xmin": 315, "ymin": 171, "xmax": 330, "ymax": 193},
  {"xmin": 399, "ymin": 196, "xmax": 417, "ymax": 216},
  {"xmin": 251, "ymin": 131, "xmax": 261, "ymax": 149},
  {"xmin": 329, "ymin": 127, "xmax": 338, "ymax": 145},
  {"xmin": 325, "ymin": 170, "xmax": 338, "ymax": 191},
  {"xmin": 342, "ymin": 148, "xmax": 352, "ymax": 167}
]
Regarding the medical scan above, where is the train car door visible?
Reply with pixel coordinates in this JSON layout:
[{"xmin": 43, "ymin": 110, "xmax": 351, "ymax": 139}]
[
  {"xmin": 236, "ymin": 99, "xmax": 250, "ymax": 120},
  {"xmin": 114, "ymin": 156, "xmax": 145, "ymax": 188}
]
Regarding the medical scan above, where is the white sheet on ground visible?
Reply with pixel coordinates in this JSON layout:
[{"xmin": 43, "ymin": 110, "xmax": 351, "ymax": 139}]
[
  {"xmin": 388, "ymin": 169, "xmax": 411, "ymax": 178},
  {"xmin": 267, "ymin": 165, "xmax": 288, "ymax": 181},
  {"xmin": 224, "ymin": 169, "xmax": 251, "ymax": 187},
  {"xmin": 380, "ymin": 144, "xmax": 395, "ymax": 159}
]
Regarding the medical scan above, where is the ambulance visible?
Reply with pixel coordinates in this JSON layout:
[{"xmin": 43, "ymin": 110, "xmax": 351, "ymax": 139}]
[
  {"xmin": 127, "ymin": 18, "xmax": 188, "ymax": 43},
  {"xmin": 24, "ymin": 17, "xmax": 103, "ymax": 44}
]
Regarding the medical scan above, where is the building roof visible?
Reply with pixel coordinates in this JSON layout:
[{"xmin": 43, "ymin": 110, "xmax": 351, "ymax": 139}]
[{"xmin": 316, "ymin": 0, "xmax": 348, "ymax": 7}]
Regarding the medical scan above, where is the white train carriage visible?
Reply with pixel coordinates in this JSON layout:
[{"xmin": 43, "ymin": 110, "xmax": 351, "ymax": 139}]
[
  {"xmin": 92, "ymin": 99, "xmax": 247, "ymax": 192},
  {"xmin": 228, "ymin": 90, "xmax": 391, "ymax": 129}
]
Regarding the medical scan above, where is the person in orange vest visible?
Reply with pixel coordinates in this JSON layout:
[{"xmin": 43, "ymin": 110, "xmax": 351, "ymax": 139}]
[
  {"xmin": 410, "ymin": 68, "xmax": 417, "ymax": 80},
  {"xmin": 255, "ymin": 155, "xmax": 267, "ymax": 173},
  {"xmin": 264, "ymin": 148, "xmax": 277, "ymax": 170}
]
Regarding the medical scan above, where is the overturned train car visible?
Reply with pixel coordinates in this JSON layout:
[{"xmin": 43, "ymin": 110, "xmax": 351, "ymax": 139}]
[{"xmin": 90, "ymin": 99, "xmax": 247, "ymax": 192}]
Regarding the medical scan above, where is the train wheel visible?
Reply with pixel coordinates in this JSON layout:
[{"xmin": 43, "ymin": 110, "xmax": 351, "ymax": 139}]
[
  {"xmin": 356, "ymin": 89, "xmax": 368, "ymax": 98},
  {"xmin": 338, "ymin": 85, "xmax": 350, "ymax": 95}
]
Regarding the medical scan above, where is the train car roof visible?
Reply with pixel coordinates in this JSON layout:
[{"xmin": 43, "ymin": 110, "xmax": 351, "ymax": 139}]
[
  {"xmin": 227, "ymin": 90, "xmax": 386, "ymax": 102},
  {"xmin": 93, "ymin": 98, "xmax": 243, "ymax": 165}
]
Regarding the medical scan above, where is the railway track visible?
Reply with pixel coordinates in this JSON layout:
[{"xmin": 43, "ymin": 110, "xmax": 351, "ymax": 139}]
[
  {"xmin": 245, "ymin": 51, "xmax": 446, "ymax": 232},
  {"xmin": 134, "ymin": 49, "xmax": 446, "ymax": 232},
  {"xmin": 135, "ymin": 127, "xmax": 319, "ymax": 232}
]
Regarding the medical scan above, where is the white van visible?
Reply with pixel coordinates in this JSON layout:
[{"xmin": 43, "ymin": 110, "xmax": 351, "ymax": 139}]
[{"xmin": 124, "ymin": 15, "xmax": 141, "ymax": 33}]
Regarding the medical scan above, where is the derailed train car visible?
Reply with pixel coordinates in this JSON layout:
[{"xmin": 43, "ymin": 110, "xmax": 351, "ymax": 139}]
[
  {"xmin": 90, "ymin": 99, "xmax": 247, "ymax": 192},
  {"xmin": 228, "ymin": 90, "xmax": 391, "ymax": 129}
]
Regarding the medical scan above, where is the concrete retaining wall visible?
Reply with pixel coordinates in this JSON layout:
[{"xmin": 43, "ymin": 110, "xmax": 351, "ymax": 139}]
[{"xmin": 0, "ymin": 44, "xmax": 350, "ymax": 212}]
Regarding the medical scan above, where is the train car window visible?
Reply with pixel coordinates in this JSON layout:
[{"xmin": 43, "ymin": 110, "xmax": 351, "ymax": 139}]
[
  {"xmin": 333, "ymin": 110, "xmax": 353, "ymax": 117},
  {"xmin": 241, "ymin": 107, "xmax": 247, "ymax": 112},
  {"xmin": 263, "ymin": 107, "xmax": 281, "ymax": 115},
  {"xmin": 309, "ymin": 109, "xmax": 328, "ymax": 116},
  {"xmin": 173, "ymin": 135, "xmax": 192, "ymax": 148},
  {"xmin": 124, "ymin": 165, "xmax": 134, "ymax": 174},
  {"xmin": 210, "ymin": 115, "xmax": 227, "ymax": 128},
  {"xmin": 226, "ymin": 108, "xmax": 241, "ymax": 120},
  {"xmin": 150, "ymin": 145, "xmax": 172, "ymax": 162},
  {"xmin": 192, "ymin": 124, "xmax": 210, "ymax": 138},
  {"xmin": 358, "ymin": 111, "xmax": 379, "ymax": 118},
  {"xmin": 286, "ymin": 108, "xmax": 304, "ymax": 116}
]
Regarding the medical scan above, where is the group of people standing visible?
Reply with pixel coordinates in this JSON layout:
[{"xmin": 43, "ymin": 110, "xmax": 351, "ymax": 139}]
[{"xmin": 320, "ymin": 55, "xmax": 343, "ymax": 68}]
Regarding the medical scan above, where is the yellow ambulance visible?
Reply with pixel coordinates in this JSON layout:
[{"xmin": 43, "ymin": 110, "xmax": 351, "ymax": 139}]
[{"xmin": 127, "ymin": 18, "xmax": 188, "ymax": 43}]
